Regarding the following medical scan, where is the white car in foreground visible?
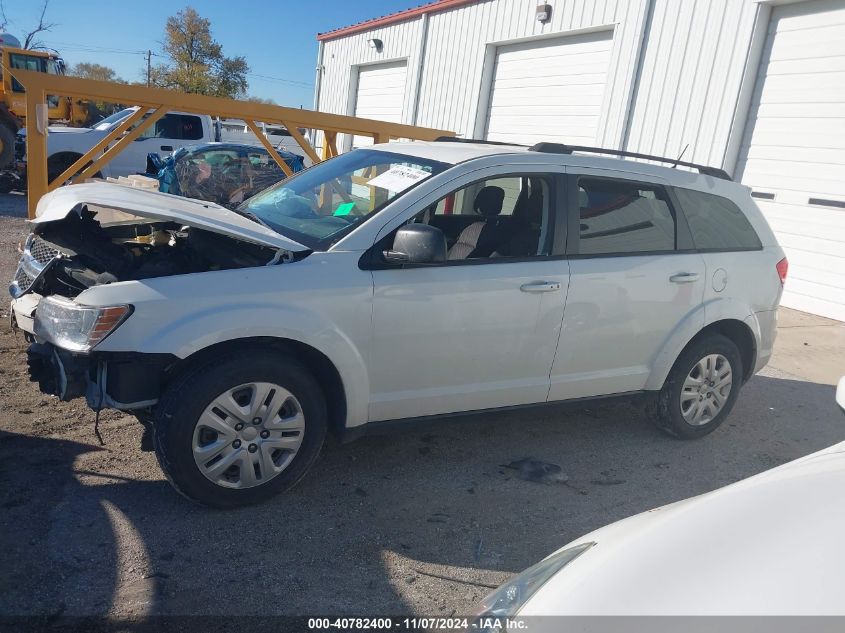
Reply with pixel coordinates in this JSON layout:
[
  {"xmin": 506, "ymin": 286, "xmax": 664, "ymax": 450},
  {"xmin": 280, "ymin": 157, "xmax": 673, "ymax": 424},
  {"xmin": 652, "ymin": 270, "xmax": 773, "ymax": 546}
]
[
  {"xmin": 10, "ymin": 139, "xmax": 785, "ymax": 507},
  {"xmin": 475, "ymin": 378, "xmax": 845, "ymax": 618}
]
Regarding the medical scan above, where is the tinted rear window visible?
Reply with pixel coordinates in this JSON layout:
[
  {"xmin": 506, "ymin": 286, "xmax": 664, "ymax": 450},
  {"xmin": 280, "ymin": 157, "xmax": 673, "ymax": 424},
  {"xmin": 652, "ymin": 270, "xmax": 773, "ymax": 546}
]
[{"xmin": 674, "ymin": 188, "xmax": 761, "ymax": 250}]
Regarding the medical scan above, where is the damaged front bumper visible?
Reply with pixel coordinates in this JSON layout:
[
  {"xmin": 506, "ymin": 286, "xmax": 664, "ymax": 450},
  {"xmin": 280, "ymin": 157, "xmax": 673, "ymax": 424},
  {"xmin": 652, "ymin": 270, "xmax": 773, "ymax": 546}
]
[
  {"xmin": 27, "ymin": 342, "xmax": 176, "ymax": 411},
  {"xmin": 10, "ymin": 294, "xmax": 41, "ymax": 335}
]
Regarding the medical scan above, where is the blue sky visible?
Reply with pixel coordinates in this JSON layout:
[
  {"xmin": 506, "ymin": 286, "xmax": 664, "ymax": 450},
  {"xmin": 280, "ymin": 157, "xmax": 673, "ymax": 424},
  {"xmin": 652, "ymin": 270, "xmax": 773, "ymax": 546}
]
[{"xmin": 3, "ymin": 0, "xmax": 410, "ymax": 107}]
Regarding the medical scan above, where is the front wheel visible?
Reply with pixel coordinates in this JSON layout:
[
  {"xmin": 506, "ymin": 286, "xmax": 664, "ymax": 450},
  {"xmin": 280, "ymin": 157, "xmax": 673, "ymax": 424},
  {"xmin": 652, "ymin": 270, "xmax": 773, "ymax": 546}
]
[
  {"xmin": 154, "ymin": 352, "xmax": 327, "ymax": 508},
  {"xmin": 0, "ymin": 124, "xmax": 15, "ymax": 169},
  {"xmin": 650, "ymin": 334, "xmax": 743, "ymax": 439}
]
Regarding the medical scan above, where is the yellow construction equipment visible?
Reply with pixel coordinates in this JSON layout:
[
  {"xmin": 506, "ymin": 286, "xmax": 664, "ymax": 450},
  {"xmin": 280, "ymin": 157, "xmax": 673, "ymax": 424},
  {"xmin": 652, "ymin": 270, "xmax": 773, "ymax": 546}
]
[
  {"xmin": 10, "ymin": 70, "xmax": 455, "ymax": 219},
  {"xmin": 0, "ymin": 46, "xmax": 88, "ymax": 169}
]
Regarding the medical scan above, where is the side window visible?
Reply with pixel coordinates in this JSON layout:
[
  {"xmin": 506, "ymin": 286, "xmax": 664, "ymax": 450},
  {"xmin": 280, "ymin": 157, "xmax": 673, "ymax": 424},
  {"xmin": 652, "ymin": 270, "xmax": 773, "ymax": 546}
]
[
  {"xmin": 416, "ymin": 175, "xmax": 555, "ymax": 261},
  {"xmin": 141, "ymin": 114, "xmax": 204, "ymax": 140},
  {"xmin": 674, "ymin": 187, "xmax": 762, "ymax": 251},
  {"xmin": 176, "ymin": 115, "xmax": 204, "ymax": 140},
  {"xmin": 577, "ymin": 178, "xmax": 675, "ymax": 255}
]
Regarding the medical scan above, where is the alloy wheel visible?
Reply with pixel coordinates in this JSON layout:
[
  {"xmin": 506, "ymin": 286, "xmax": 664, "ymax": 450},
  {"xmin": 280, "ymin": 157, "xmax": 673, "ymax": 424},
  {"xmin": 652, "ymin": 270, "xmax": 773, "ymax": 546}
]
[{"xmin": 680, "ymin": 354, "xmax": 733, "ymax": 426}]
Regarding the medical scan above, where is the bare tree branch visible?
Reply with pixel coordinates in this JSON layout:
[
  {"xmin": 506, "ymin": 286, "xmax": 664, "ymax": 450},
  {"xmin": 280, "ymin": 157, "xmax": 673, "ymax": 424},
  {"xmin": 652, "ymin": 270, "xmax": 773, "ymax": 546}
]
[
  {"xmin": 0, "ymin": 0, "xmax": 10, "ymax": 32},
  {"xmin": 22, "ymin": 0, "xmax": 56, "ymax": 50}
]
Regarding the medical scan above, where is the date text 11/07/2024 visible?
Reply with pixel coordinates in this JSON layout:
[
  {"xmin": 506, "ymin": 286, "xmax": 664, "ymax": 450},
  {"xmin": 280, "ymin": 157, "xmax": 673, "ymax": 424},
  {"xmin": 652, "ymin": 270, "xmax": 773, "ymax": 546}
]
[{"xmin": 306, "ymin": 617, "xmax": 530, "ymax": 631}]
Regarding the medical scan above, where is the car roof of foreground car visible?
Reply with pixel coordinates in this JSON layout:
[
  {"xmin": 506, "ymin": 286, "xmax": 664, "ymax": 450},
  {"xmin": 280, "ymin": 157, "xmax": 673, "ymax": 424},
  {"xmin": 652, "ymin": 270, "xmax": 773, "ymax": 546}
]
[
  {"xmin": 372, "ymin": 140, "xmax": 746, "ymax": 194},
  {"xmin": 519, "ymin": 440, "xmax": 845, "ymax": 615}
]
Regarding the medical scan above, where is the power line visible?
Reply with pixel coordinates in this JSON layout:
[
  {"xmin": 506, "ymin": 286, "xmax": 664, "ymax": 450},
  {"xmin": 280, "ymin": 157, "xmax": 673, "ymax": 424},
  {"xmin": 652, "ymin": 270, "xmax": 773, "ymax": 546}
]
[
  {"xmin": 44, "ymin": 40, "xmax": 149, "ymax": 55},
  {"xmin": 44, "ymin": 39, "xmax": 313, "ymax": 89},
  {"xmin": 247, "ymin": 72, "xmax": 313, "ymax": 88}
]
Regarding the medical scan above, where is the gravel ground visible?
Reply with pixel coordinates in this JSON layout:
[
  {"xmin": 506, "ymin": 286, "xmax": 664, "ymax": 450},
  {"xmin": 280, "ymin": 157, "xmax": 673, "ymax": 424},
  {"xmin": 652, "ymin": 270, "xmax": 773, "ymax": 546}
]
[{"xmin": 0, "ymin": 191, "xmax": 843, "ymax": 619}]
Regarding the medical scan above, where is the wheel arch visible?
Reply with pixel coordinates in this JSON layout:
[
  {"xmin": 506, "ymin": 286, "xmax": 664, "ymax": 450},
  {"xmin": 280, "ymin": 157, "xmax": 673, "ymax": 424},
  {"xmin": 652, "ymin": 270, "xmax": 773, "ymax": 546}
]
[
  {"xmin": 647, "ymin": 303, "xmax": 759, "ymax": 391},
  {"xmin": 163, "ymin": 336, "xmax": 348, "ymax": 440},
  {"xmin": 698, "ymin": 319, "xmax": 757, "ymax": 383},
  {"xmin": 47, "ymin": 150, "xmax": 85, "ymax": 173}
]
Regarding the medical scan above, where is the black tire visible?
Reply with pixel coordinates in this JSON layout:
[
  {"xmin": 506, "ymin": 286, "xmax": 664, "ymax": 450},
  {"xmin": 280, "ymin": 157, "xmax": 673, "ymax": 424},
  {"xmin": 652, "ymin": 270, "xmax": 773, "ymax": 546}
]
[
  {"xmin": 153, "ymin": 351, "xmax": 327, "ymax": 508},
  {"xmin": 0, "ymin": 124, "xmax": 15, "ymax": 169},
  {"xmin": 47, "ymin": 154, "xmax": 82, "ymax": 185},
  {"xmin": 650, "ymin": 333, "xmax": 743, "ymax": 439}
]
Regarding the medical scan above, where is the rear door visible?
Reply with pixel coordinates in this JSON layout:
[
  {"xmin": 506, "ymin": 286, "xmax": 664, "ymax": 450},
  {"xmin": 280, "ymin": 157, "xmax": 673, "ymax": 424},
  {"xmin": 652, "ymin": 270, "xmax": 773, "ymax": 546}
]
[
  {"xmin": 107, "ymin": 113, "xmax": 205, "ymax": 177},
  {"xmin": 549, "ymin": 169, "xmax": 706, "ymax": 400}
]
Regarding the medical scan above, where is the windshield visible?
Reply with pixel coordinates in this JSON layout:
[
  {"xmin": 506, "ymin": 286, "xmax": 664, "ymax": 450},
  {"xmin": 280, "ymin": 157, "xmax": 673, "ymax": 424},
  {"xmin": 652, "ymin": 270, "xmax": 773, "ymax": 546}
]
[
  {"xmin": 92, "ymin": 108, "xmax": 135, "ymax": 131},
  {"xmin": 239, "ymin": 148, "xmax": 450, "ymax": 250}
]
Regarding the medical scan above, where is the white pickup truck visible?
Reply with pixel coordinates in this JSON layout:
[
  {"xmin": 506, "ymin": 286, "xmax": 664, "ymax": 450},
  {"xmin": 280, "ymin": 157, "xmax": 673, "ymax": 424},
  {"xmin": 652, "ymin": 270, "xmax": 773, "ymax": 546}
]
[{"xmin": 17, "ymin": 108, "xmax": 217, "ymax": 183}]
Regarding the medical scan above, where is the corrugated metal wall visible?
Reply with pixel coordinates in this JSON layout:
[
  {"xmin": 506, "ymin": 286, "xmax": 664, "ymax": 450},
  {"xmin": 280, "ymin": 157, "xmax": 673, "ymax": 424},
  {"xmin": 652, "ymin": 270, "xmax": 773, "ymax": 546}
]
[
  {"xmin": 316, "ymin": 0, "xmax": 761, "ymax": 169},
  {"xmin": 624, "ymin": 0, "xmax": 759, "ymax": 167}
]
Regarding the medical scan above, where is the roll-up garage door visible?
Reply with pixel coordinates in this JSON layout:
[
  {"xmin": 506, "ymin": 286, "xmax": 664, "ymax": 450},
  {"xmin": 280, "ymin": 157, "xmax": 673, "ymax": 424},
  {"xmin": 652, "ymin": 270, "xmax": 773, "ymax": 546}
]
[
  {"xmin": 352, "ymin": 60, "xmax": 408, "ymax": 149},
  {"xmin": 485, "ymin": 30, "xmax": 613, "ymax": 146},
  {"xmin": 736, "ymin": 0, "xmax": 845, "ymax": 321}
]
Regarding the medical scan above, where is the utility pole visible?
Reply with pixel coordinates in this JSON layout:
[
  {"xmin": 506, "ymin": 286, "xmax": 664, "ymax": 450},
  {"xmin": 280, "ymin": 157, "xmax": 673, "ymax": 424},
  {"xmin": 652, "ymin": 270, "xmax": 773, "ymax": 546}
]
[{"xmin": 146, "ymin": 50, "xmax": 152, "ymax": 87}]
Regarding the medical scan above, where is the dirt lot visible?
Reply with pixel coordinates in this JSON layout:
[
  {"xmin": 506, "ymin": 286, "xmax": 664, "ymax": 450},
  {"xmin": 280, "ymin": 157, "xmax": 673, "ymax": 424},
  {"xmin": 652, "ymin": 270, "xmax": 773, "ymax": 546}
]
[{"xmin": 1, "ymin": 191, "xmax": 843, "ymax": 619}]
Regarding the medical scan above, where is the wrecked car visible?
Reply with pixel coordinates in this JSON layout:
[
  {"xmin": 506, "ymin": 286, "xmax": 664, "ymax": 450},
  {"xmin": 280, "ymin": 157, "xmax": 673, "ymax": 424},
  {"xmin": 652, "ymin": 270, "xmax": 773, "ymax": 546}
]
[
  {"xmin": 146, "ymin": 142, "xmax": 305, "ymax": 209},
  {"xmin": 10, "ymin": 141, "xmax": 785, "ymax": 508}
]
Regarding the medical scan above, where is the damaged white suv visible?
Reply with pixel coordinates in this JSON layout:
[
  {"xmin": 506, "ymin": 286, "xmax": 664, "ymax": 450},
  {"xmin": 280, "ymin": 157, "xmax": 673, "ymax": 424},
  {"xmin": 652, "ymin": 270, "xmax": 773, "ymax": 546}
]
[{"xmin": 10, "ymin": 140, "xmax": 787, "ymax": 507}]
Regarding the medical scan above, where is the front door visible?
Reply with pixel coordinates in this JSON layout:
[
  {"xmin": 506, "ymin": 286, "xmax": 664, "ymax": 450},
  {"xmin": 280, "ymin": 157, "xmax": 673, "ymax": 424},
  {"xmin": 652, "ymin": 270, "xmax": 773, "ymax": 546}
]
[
  {"xmin": 549, "ymin": 170, "xmax": 705, "ymax": 400},
  {"xmin": 368, "ymin": 172, "xmax": 569, "ymax": 421}
]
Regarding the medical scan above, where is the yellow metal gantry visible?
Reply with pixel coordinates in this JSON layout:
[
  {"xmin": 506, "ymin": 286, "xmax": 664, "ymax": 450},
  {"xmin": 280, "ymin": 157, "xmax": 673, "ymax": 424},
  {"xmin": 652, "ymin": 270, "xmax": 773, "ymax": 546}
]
[{"xmin": 10, "ymin": 70, "xmax": 455, "ymax": 218}]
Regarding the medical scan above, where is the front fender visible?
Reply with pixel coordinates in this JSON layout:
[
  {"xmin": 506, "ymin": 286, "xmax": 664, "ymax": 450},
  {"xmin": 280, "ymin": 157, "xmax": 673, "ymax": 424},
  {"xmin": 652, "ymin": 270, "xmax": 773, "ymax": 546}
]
[
  {"xmin": 644, "ymin": 297, "xmax": 756, "ymax": 391},
  {"xmin": 87, "ymin": 274, "xmax": 373, "ymax": 427},
  {"xmin": 145, "ymin": 303, "xmax": 370, "ymax": 427}
]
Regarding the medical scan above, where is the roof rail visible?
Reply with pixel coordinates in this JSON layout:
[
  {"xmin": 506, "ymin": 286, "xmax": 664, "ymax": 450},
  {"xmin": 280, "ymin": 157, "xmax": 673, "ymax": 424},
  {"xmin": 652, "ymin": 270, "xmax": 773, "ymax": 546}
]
[
  {"xmin": 434, "ymin": 136, "xmax": 526, "ymax": 147},
  {"xmin": 528, "ymin": 142, "xmax": 732, "ymax": 181}
]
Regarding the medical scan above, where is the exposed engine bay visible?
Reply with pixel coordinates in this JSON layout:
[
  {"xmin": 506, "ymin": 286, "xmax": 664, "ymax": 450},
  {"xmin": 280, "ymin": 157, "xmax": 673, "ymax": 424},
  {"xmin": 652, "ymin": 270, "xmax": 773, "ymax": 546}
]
[{"xmin": 16, "ymin": 204, "xmax": 280, "ymax": 299}]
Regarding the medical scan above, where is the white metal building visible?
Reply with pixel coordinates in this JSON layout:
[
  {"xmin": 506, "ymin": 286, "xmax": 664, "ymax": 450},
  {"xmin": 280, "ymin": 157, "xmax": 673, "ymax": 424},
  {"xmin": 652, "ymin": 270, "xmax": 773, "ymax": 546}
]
[{"xmin": 314, "ymin": 0, "xmax": 845, "ymax": 322}]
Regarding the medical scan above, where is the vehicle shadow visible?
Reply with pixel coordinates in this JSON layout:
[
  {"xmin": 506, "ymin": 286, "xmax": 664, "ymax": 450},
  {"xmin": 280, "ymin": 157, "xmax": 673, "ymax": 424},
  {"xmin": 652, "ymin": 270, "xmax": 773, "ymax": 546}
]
[
  {"xmin": 1, "ymin": 373, "xmax": 842, "ymax": 621},
  {"xmin": 0, "ymin": 192, "xmax": 27, "ymax": 219}
]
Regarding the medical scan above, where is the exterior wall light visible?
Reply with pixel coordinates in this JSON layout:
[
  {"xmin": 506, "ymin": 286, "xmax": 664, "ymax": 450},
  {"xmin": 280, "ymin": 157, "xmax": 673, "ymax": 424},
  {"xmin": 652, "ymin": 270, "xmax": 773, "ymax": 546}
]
[{"xmin": 536, "ymin": 3, "xmax": 552, "ymax": 23}]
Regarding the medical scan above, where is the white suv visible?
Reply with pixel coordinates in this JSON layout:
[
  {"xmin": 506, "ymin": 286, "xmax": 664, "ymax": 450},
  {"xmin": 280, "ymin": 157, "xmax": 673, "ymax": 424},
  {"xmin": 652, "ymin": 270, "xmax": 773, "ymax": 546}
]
[{"xmin": 11, "ymin": 140, "xmax": 787, "ymax": 507}]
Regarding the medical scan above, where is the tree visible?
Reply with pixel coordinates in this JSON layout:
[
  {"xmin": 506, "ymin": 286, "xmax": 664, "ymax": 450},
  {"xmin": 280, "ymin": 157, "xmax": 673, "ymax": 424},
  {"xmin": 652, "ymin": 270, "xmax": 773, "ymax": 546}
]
[
  {"xmin": 150, "ymin": 7, "xmax": 249, "ymax": 99},
  {"xmin": 0, "ymin": 0, "xmax": 56, "ymax": 50},
  {"xmin": 69, "ymin": 62, "xmax": 123, "ymax": 83},
  {"xmin": 69, "ymin": 63, "xmax": 126, "ymax": 119},
  {"xmin": 245, "ymin": 95, "xmax": 276, "ymax": 105}
]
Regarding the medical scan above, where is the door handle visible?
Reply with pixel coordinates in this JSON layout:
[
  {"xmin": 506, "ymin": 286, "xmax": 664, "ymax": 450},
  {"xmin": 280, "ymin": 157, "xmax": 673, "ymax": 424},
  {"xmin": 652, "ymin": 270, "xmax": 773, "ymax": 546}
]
[
  {"xmin": 520, "ymin": 281, "xmax": 561, "ymax": 293},
  {"xmin": 670, "ymin": 272, "xmax": 699, "ymax": 284},
  {"xmin": 160, "ymin": 145, "xmax": 174, "ymax": 152}
]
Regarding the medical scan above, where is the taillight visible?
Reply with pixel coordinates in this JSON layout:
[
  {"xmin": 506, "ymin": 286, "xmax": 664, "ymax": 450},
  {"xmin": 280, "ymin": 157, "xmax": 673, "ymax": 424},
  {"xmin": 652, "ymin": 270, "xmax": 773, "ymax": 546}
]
[{"xmin": 776, "ymin": 257, "xmax": 788, "ymax": 285}]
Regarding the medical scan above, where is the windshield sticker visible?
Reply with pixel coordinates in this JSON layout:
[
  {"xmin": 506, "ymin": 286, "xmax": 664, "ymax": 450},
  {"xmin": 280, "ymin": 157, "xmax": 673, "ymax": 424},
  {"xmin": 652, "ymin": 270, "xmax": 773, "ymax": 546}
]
[
  {"xmin": 333, "ymin": 202, "xmax": 356, "ymax": 216},
  {"xmin": 366, "ymin": 165, "xmax": 431, "ymax": 193}
]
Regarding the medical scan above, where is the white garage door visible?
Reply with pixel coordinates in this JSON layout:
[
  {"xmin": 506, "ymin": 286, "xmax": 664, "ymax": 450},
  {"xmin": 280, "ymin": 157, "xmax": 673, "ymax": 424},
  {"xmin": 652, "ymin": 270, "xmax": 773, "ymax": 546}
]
[
  {"xmin": 485, "ymin": 30, "xmax": 613, "ymax": 145},
  {"xmin": 351, "ymin": 60, "xmax": 407, "ymax": 149},
  {"xmin": 736, "ymin": 0, "xmax": 845, "ymax": 321}
]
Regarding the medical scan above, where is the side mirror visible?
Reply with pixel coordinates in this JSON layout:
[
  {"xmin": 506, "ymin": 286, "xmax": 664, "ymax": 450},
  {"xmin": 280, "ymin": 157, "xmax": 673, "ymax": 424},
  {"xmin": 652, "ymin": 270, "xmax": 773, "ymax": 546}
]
[
  {"xmin": 837, "ymin": 376, "xmax": 845, "ymax": 416},
  {"xmin": 383, "ymin": 224, "xmax": 447, "ymax": 265},
  {"xmin": 146, "ymin": 152, "xmax": 163, "ymax": 175}
]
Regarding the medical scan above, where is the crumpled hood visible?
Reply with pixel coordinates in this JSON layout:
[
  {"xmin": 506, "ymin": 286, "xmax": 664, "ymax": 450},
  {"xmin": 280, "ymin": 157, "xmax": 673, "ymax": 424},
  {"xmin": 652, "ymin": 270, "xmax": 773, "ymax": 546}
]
[{"xmin": 32, "ymin": 183, "xmax": 309, "ymax": 253}]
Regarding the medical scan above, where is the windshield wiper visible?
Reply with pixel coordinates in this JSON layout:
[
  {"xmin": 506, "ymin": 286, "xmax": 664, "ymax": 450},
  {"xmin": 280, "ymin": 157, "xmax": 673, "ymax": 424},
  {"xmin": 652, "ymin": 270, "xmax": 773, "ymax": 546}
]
[{"xmin": 234, "ymin": 208, "xmax": 270, "ymax": 228}]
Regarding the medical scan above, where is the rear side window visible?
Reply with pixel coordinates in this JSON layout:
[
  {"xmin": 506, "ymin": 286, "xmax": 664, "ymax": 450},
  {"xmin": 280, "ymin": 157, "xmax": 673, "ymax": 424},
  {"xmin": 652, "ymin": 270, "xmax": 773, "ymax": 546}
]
[
  {"xmin": 144, "ymin": 114, "xmax": 204, "ymax": 140},
  {"xmin": 577, "ymin": 178, "xmax": 676, "ymax": 255},
  {"xmin": 674, "ymin": 188, "xmax": 762, "ymax": 250}
]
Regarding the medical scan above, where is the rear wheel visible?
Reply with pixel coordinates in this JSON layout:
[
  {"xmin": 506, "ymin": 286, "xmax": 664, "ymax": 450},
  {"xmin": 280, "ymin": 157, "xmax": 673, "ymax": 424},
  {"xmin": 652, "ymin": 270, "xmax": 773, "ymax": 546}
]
[
  {"xmin": 47, "ymin": 153, "xmax": 83, "ymax": 185},
  {"xmin": 651, "ymin": 334, "xmax": 743, "ymax": 439},
  {"xmin": 153, "ymin": 352, "xmax": 327, "ymax": 508}
]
